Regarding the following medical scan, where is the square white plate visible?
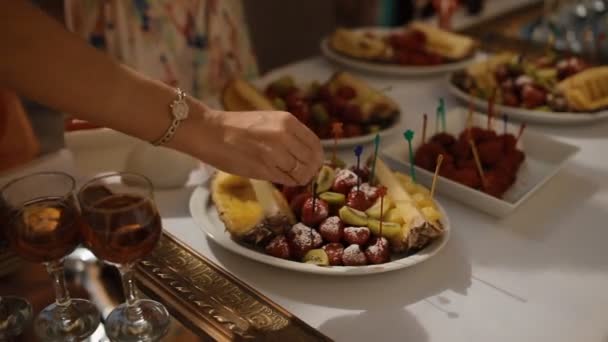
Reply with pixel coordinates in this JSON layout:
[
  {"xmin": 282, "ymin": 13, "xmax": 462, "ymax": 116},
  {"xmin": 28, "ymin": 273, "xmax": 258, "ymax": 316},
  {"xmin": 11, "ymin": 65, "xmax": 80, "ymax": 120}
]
[{"xmin": 381, "ymin": 107, "xmax": 580, "ymax": 218}]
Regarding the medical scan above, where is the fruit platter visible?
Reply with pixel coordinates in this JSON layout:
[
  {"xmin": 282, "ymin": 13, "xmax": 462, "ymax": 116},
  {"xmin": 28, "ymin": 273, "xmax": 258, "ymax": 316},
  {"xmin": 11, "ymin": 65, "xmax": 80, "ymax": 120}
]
[
  {"xmin": 321, "ymin": 22, "xmax": 478, "ymax": 76},
  {"xmin": 382, "ymin": 107, "xmax": 579, "ymax": 217},
  {"xmin": 189, "ymin": 157, "xmax": 450, "ymax": 275},
  {"xmin": 222, "ymin": 72, "xmax": 401, "ymax": 147},
  {"xmin": 449, "ymin": 52, "xmax": 608, "ymax": 124}
]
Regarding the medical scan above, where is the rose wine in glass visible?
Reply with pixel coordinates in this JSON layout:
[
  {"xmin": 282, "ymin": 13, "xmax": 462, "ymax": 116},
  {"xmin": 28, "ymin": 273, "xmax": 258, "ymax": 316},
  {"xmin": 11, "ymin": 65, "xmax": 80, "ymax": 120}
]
[
  {"xmin": 1, "ymin": 172, "xmax": 100, "ymax": 341},
  {"xmin": 79, "ymin": 173, "xmax": 169, "ymax": 341}
]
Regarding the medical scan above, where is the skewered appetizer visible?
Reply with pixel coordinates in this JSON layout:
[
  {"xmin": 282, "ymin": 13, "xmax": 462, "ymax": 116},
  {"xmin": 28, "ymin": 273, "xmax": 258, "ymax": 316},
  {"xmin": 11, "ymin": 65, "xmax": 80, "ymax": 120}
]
[
  {"xmin": 451, "ymin": 53, "xmax": 603, "ymax": 112},
  {"xmin": 222, "ymin": 72, "xmax": 399, "ymax": 139},
  {"xmin": 211, "ymin": 160, "xmax": 444, "ymax": 266},
  {"xmin": 414, "ymin": 124, "xmax": 525, "ymax": 198},
  {"xmin": 329, "ymin": 22, "xmax": 476, "ymax": 66}
]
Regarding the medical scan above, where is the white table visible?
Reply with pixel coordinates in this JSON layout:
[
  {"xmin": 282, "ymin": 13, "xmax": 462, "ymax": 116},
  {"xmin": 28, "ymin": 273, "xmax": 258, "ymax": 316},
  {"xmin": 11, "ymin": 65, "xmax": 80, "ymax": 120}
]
[{"xmin": 65, "ymin": 57, "xmax": 608, "ymax": 342}]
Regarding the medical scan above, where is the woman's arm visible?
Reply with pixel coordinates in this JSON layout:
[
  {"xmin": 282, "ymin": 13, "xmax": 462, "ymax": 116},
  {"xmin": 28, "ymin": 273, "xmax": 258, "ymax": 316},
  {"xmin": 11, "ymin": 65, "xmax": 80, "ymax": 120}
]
[{"xmin": 0, "ymin": 0, "xmax": 322, "ymax": 185}]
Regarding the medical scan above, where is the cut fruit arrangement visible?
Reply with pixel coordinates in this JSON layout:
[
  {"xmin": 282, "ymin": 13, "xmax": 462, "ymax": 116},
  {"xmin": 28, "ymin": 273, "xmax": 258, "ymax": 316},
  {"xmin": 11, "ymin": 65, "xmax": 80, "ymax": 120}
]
[
  {"xmin": 329, "ymin": 22, "xmax": 476, "ymax": 66},
  {"xmin": 451, "ymin": 52, "xmax": 607, "ymax": 112},
  {"xmin": 222, "ymin": 72, "xmax": 400, "ymax": 139},
  {"xmin": 211, "ymin": 159, "xmax": 445, "ymax": 267}
]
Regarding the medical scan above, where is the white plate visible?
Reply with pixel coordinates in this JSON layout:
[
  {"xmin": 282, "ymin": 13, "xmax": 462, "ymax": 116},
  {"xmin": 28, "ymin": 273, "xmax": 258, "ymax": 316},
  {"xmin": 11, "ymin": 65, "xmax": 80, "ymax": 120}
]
[
  {"xmin": 189, "ymin": 185, "xmax": 451, "ymax": 276},
  {"xmin": 320, "ymin": 27, "xmax": 478, "ymax": 77},
  {"xmin": 253, "ymin": 72, "xmax": 402, "ymax": 148},
  {"xmin": 447, "ymin": 75, "xmax": 608, "ymax": 125},
  {"xmin": 382, "ymin": 107, "xmax": 579, "ymax": 218}
]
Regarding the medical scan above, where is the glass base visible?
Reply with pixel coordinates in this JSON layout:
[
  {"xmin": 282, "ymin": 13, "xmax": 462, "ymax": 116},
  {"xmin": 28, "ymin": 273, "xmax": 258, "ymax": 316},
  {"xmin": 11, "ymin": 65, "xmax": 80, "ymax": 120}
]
[
  {"xmin": 34, "ymin": 298, "xmax": 100, "ymax": 342},
  {"xmin": 0, "ymin": 296, "xmax": 32, "ymax": 339},
  {"xmin": 105, "ymin": 299, "xmax": 170, "ymax": 342}
]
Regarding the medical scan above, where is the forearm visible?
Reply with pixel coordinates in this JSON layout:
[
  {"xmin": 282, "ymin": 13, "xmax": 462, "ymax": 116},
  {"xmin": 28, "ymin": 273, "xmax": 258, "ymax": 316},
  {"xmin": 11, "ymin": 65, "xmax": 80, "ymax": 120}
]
[{"xmin": 0, "ymin": 0, "xmax": 218, "ymax": 156}]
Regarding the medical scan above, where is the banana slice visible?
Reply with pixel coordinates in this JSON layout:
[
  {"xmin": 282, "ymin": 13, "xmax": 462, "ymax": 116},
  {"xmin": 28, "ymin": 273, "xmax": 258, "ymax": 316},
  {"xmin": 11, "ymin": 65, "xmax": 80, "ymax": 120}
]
[
  {"xmin": 409, "ymin": 22, "xmax": 476, "ymax": 60},
  {"xmin": 557, "ymin": 66, "xmax": 608, "ymax": 111}
]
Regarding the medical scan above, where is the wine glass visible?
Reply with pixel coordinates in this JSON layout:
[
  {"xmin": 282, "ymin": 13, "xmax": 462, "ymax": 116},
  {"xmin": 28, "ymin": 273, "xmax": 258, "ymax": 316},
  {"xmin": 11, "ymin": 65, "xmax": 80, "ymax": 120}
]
[
  {"xmin": 78, "ymin": 172, "xmax": 169, "ymax": 341},
  {"xmin": 0, "ymin": 204, "xmax": 33, "ymax": 339},
  {"xmin": 0, "ymin": 172, "xmax": 100, "ymax": 341},
  {"xmin": 0, "ymin": 295, "xmax": 32, "ymax": 339}
]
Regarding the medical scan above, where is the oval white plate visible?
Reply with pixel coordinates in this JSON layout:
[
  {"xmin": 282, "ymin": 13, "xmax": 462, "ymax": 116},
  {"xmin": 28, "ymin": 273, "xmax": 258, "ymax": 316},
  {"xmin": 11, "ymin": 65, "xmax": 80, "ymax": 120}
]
[
  {"xmin": 189, "ymin": 185, "xmax": 451, "ymax": 276},
  {"xmin": 320, "ymin": 27, "xmax": 477, "ymax": 77},
  {"xmin": 447, "ymin": 76, "xmax": 608, "ymax": 125}
]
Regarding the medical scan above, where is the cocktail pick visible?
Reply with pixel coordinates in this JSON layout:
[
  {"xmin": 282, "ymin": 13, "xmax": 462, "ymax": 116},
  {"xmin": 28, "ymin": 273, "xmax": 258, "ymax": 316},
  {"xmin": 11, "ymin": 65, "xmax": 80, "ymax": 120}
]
[
  {"xmin": 503, "ymin": 114, "xmax": 508, "ymax": 135},
  {"xmin": 354, "ymin": 145, "xmax": 363, "ymax": 190},
  {"xmin": 331, "ymin": 122, "xmax": 343, "ymax": 166},
  {"xmin": 422, "ymin": 113, "xmax": 428, "ymax": 144},
  {"xmin": 468, "ymin": 138, "xmax": 486, "ymax": 190},
  {"xmin": 516, "ymin": 123, "xmax": 527, "ymax": 144},
  {"xmin": 403, "ymin": 130, "xmax": 416, "ymax": 183},
  {"xmin": 430, "ymin": 154, "xmax": 444, "ymax": 199},
  {"xmin": 377, "ymin": 186, "xmax": 388, "ymax": 237},
  {"xmin": 488, "ymin": 88, "xmax": 497, "ymax": 130},
  {"xmin": 310, "ymin": 182, "xmax": 318, "ymax": 248},
  {"xmin": 369, "ymin": 134, "xmax": 380, "ymax": 186}
]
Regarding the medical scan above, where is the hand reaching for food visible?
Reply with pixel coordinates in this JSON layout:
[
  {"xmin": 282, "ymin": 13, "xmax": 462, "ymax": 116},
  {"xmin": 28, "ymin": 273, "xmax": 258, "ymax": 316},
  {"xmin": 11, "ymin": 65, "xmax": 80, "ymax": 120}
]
[{"xmin": 198, "ymin": 109, "xmax": 324, "ymax": 186}]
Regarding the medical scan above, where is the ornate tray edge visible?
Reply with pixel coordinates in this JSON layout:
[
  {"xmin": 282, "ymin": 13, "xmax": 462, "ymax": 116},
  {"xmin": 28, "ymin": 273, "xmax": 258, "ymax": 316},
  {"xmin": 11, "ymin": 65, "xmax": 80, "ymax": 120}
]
[{"xmin": 135, "ymin": 232, "xmax": 332, "ymax": 341}]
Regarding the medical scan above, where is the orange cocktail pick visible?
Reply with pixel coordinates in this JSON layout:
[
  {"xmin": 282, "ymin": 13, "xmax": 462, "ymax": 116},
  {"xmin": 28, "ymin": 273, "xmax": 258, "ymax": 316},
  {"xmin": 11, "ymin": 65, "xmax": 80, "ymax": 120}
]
[
  {"xmin": 469, "ymin": 138, "xmax": 487, "ymax": 190},
  {"xmin": 331, "ymin": 122, "xmax": 343, "ymax": 166},
  {"xmin": 430, "ymin": 154, "xmax": 444, "ymax": 199}
]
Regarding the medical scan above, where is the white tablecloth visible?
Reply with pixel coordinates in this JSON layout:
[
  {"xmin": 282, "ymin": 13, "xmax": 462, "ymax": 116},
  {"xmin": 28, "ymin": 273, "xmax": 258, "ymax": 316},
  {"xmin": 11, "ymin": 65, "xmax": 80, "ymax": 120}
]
[{"xmin": 64, "ymin": 57, "xmax": 608, "ymax": 342}]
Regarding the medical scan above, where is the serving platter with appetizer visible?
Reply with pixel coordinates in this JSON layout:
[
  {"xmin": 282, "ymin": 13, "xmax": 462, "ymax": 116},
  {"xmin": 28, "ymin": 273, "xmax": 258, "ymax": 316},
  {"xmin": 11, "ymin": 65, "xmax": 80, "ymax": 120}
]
[
  {"xmin": 382, "ymin": 104, "xmax": 579, "ymax": 217},
  {"xmin": 449, "ymin": 52, "xmax": 608, "ymax": 124},
  {"xmin": 221, "ymin": 71, "xmax": 401, "ymax": 147},
  {"xmin": 321, "ymin": 22, "xmax": 478, "ymax": 76},
  {"xmin": 190, "ymin": 140, "xmax": 450, "ymax": 275}
]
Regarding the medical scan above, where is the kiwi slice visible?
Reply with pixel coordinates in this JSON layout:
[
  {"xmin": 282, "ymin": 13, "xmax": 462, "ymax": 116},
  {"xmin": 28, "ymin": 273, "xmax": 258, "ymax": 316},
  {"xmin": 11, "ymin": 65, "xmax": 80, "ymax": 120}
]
[
  {"xmin": 367, "ymin": 219, "xmax": 402, "ymax": 239},
  {"xmin": 272, "ymin": 97, "xmax": 287, "ymax": 111},
  {"xmin": 311, "ymin": 103, "xmax": 330, "ymax": 126},
  {"xmin": 316, "ymin": 166, "xmax": 335, "ymax": 193},
  {"xmin": 339, "ymin": 206, "xmax": 368, "ymax": 226},
  {"xmin": 365, "ymin": 196, "xmax": 393, "ymax": 220},
  {"xmin": 269, "ymin": 76, "xmax": 295, "ymax": 96},
  {"xmin": 303, "ymin": 249, "xmax": 329, "ymax": 266},
  {"xmin": 319, "ymin": 192, "xmax": 345, "ymax": 206}
]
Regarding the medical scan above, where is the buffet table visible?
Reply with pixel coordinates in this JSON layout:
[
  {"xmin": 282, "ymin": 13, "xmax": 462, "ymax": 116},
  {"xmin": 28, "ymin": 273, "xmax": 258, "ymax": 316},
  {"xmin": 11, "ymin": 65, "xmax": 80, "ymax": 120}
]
[{"xmin": 65, "ymin": 57, "xmax": 608, "ymax": 342}]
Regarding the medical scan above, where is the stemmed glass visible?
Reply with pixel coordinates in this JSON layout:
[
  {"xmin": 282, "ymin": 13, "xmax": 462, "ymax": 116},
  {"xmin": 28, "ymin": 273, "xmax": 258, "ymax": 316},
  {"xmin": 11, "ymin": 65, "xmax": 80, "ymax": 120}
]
[
  {"xmin": 78, "ymin": 172, "xmax": 169, "ymax": 341},
  {"xmin": 0, "ymin": 172, "xmax": 100, "ymax": 341},
  {"xmin": 0, "ymin": 295, "xmax": 32, "ymax": 339}
]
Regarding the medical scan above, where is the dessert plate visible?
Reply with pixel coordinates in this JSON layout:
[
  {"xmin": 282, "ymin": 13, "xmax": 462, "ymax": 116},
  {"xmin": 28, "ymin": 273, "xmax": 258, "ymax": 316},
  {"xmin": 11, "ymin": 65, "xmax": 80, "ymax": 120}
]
[
  {"xmin": 320, "ymin": 27, "xmax": 478, "ymax": 77},
  {"xmin": 382, "ymin": 107, "xmax": 580, "ymax": 217},
  {"xmin": 447, "ymin": 75, "xmax": 608, "ymax": 125},
  {"xmin": 189, "ymin": 185, "xmax": 450, "ymax": 276}
]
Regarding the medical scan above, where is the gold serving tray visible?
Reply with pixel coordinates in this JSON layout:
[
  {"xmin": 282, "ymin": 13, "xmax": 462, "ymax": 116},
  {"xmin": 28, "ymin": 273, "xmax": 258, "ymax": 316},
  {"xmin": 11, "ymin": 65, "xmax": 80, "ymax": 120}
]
[{"xmin": 135, "ymin": 232, "xmax": 331, "ymax": 341}]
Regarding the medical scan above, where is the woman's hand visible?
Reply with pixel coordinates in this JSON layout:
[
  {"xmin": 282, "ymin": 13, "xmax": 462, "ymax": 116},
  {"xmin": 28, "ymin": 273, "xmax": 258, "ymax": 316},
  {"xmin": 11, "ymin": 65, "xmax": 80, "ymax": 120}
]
[{"xmin": 192, "ymin": 108, "xmax": 324, "ymax": 186}]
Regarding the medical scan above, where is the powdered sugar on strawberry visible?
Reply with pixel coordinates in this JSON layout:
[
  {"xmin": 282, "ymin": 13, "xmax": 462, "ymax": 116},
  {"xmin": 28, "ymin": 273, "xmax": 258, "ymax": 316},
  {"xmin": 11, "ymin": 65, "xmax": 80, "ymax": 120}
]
[{"xmin": 289, "ymin": 223, "xmax": 322, "ymax": 248}]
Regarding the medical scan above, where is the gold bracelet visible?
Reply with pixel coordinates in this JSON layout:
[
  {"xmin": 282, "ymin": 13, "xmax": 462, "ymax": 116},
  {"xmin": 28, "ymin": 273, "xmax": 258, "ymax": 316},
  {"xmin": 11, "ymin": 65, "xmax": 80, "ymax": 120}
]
[{"xmin": 152, "ymin": 88, "xmax": 189, "ymax": 146}]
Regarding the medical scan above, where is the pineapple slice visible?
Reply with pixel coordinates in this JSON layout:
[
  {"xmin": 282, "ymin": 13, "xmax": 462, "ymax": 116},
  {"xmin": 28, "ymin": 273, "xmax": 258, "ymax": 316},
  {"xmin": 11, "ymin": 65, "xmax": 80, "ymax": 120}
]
[
  {"xmin": 221, "ymin": 79, "xmax": 275, "ymax": 111},
  {"xmin": 250, "ymin": 179, "xmax": 296, "ymax": 235},
  {"xmin": 211, "ymin": 172, "xmax": 263, "ymax": 239},
  {"xmin": 375, "ymin": 159, "xmax": 444, "ymax": 252}
]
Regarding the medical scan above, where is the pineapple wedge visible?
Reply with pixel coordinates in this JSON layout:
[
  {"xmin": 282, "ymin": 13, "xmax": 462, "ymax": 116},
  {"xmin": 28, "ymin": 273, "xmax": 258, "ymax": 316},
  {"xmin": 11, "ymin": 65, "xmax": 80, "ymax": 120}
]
[
  {"xmin": 211, "ymin": 172, "xmax": 294, "ymax": 245},
  {"xmin": 374, "ymin": 159, "xmax": 444, "ymax": 252},
  {"xmin": 221, "ymin": 78, "xmax": 276, "ymax": 111},
  {"xmin": 409, "ymin": 22, "xmax": 476, "ymax": 60}
]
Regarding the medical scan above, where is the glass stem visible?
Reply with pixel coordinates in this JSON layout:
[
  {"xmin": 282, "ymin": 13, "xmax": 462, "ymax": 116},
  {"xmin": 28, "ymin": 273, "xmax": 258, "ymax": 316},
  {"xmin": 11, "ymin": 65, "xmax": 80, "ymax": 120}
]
[
  {"xmin": 45, "ymin": 260, "xmax": 72, "ymax": 307},
  {"xmin": 119, "ymin": 263, "xmax": 146, "ymax": 324}
]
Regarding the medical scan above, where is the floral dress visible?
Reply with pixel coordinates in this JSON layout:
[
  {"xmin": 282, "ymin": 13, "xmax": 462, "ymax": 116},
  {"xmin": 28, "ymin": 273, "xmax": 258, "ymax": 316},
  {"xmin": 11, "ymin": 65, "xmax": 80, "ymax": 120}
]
[{"xmin": 64, "ymin": 0, "xmax": 259, "ymax": 100}]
